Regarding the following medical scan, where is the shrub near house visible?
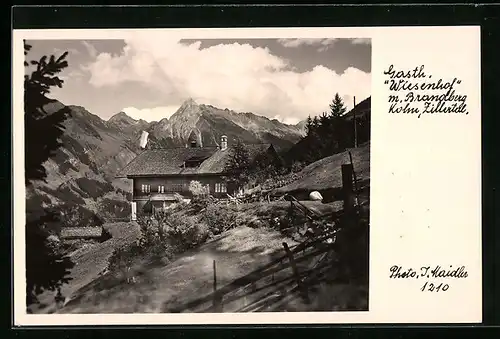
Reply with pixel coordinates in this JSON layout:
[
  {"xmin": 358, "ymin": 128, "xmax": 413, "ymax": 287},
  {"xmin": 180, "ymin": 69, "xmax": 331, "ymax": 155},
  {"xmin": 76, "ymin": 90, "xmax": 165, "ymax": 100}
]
[{"xmin": 98, "ymin": 198, "xmax": 131, "ymax": 220}]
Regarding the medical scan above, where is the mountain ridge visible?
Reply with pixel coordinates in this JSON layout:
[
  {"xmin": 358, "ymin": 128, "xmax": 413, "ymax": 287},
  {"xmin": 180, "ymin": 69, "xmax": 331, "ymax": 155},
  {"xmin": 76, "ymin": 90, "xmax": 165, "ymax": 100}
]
[
  {"xmin": 124, "ymin": 99, "xmax": 307, "ymax": 150},
  {"xmin": 28, "ymin": 98, "xmax": 307, "ymax": 221}
]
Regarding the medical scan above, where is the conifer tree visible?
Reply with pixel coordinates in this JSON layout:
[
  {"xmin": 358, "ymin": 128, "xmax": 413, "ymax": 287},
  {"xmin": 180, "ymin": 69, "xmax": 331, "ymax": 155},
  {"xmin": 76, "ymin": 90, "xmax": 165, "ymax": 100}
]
[
  {"xmin": 224, "ymin": 139, "xmax": 251, "ymax": 188},
  {"xmin": 329, "ymin": 93, "xmax": 347, "ymax": 118},
  {"xmin": 25, "ymin": 41, "xmax": 71, "ymax": 183},
  {"xmin": 24, "ymin": 40, "xmax": 74, "ymax": 306},
  {"xmin": 328, "ymin": 93, "xmax": 349, "ymax": 151},
  {"xmin": 305, "ymin": 115, "xmax": 313, "ymax": 136}
]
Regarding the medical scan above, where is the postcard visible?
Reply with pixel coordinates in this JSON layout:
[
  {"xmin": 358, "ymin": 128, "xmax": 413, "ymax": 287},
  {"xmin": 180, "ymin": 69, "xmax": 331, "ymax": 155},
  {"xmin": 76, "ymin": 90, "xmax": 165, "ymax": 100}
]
[{"xmin": 13, "ymin": 26, "xmax": 481, "ymax": 325}]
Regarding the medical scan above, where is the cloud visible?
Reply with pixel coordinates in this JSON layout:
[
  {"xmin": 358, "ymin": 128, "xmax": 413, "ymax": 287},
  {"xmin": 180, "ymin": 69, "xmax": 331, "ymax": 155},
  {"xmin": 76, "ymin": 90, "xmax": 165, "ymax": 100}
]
[
  {"xmin": 82, "ymin": 41, "xmax": 98, "ymax": 58},
  {"xmin": 67, "ymin": 69, "xmax": 86, "ymax": 79},
  {"xmin": 53, "ymin": 47, "xmax": 80, "ymax": 56},
  {"xmin": 278, "ymin": 38, "xmax": 371, "ymax": 51},
  {"xmin": 273, "ymin": 115, "xmax": 301, "ymax": 125},
  {"xmin": 350, "ymin": 38, "xmax": 371, "ymax": 45},
  {"xmin": 83, "ymin": 34, "xmax": 371, "ymax": 123},
  {"xmin": 121, "ymin": 105, "xmax": 180, "ymax": 122},
  {"xmin": 277, "ymin": 38, "xmax": 338, "ymax": 49}
]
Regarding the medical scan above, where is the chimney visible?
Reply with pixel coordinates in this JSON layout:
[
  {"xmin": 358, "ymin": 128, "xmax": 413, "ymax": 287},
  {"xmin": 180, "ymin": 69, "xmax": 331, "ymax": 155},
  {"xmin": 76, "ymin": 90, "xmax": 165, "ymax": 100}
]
[
  {"xmin": 220, "ymin": 135, "xmax": 228, "ymax": 151},
  {"xmin": 139, "ymin": 131, "xmax": 149, "ymax": 149}
]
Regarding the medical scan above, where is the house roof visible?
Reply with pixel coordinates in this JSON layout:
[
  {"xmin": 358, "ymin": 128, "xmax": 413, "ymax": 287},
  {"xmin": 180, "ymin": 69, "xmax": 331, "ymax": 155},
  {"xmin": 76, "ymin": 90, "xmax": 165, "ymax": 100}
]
[
  {"xmin": 117, "ymin": 143, "xmax": 273, "ymax": 177},
  {"xmin": 60, "ymin": 227, "xmax": 103, "ymax": 239}
]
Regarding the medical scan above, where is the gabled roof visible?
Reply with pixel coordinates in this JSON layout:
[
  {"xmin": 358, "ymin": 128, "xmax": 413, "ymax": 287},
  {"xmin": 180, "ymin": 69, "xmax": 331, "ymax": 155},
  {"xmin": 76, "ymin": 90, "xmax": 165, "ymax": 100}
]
[
  {"xmin": 117, "ymin": 143, "xmax": 273, "ymax": 177},
  {"xmin": 60, "ymin": 227, "xmax": 103, "ymax": 239}
]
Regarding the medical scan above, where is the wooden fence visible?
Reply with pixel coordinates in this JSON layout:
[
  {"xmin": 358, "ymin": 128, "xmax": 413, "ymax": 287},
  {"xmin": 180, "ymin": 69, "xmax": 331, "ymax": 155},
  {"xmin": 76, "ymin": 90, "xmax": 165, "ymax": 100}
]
[{"xmin": 204, "ymin": 159, "xmax": 363, "ymax": 313}]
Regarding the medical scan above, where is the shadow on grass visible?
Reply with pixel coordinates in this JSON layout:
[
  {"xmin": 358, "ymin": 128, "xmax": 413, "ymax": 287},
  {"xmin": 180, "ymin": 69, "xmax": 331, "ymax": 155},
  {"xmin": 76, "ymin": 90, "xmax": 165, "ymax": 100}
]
[
  {"xmin": 163, "ymin": 204, "xmax": 370, "ymax": 313},
  {"xmin": 60, "ymin": 201, "xmax": 369, "ymax": 314},
  {"xmin": 61, "ymin": 239, "xmax": 287, "ymax": 313},
  {"xmin": 163, "ymin": 246, "xmax": 368, "ymax": 313}
]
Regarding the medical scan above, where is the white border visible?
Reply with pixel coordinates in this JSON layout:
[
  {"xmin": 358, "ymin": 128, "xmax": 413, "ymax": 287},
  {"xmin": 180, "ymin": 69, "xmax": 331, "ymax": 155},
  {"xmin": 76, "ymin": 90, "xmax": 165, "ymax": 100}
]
[{"xmin": 13, "ymin": 26, "xmax": 482, "ymax": 326}]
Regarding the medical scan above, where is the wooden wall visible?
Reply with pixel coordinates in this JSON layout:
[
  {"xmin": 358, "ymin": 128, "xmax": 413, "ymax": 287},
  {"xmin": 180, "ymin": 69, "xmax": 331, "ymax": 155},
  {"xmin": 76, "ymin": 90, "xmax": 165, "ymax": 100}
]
[{"xmin": 131, "ymin": 175, "xmax": 235, "ymax": 200}]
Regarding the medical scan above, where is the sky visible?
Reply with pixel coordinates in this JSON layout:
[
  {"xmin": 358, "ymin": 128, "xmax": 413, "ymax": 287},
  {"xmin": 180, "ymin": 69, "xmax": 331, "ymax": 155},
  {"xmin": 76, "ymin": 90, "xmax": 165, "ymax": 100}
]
[{"xmin": 26, "ymin": 35, "xmax": 371, "ymax": 125}]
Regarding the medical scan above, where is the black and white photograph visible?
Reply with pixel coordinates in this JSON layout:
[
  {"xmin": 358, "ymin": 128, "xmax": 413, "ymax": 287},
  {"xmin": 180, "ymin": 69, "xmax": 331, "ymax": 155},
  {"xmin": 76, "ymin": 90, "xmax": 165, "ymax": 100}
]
[{"xmin": 23, "ymin": 34, "xmax": 371, "ymax": 314}]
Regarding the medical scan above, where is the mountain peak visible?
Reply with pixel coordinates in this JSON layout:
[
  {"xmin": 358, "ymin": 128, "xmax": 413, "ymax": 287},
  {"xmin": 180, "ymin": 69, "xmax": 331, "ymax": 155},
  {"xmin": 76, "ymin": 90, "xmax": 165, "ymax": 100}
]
[
  {"xmin": 109, "ymin": 111, "xmax": 136, "ymax": 122},
  {"xmin": 108, "ymin": 112, "xmax": 141, "ymax": 128},
  {"xmin": 170, "ymin": 98, "xmax": 202, "ymax": 121},
  {"xmin": 180, "ymin": 98, "xmax": 198, "ymax": 109}
]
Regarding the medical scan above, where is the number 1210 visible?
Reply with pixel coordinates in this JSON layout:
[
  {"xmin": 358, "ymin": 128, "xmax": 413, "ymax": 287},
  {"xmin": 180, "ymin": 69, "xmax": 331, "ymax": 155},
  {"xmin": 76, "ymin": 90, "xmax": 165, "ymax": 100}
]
[{"xmin": 421, "ymin": 282, "xmax": 449, "ymax": 292}]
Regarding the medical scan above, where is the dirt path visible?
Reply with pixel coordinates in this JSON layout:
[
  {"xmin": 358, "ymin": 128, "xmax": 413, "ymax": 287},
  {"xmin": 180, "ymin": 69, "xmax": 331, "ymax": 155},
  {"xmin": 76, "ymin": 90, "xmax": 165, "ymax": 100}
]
[{"xmin": 58, "ymin": 226, "xmax": 303, "ymax": 313}]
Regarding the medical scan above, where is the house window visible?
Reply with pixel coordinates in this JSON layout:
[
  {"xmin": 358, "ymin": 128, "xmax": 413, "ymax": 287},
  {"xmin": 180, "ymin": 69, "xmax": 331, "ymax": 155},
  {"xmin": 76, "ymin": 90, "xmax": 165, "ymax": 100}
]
[
  {"xmin": 158, "ymin": 185, "xmax": 165, "ymax": 193},
  {"xmin": 142, "ymin": 184, "xmax": 150, "ymax": 193},
  {"xmin": 215, "ymin": 182, "xmax": 227, "ymax": 193},
  {"xmin": 166, "ymin": 183, "xmax": 183, "ymax": 193}
]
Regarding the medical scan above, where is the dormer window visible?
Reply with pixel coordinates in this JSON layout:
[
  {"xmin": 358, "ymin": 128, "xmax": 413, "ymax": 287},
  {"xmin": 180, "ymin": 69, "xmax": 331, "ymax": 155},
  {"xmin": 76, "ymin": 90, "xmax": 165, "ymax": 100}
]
[
  {"xmin": 184, "ymin": 155, "xmax": 207, "ymax": 168},
  {"xmin": 185, "ymin": 160, "xmax": 201, "ymax": 168},
  {"xmin": 190, "ymin": 140, "xmax": 197, "ymax": 148}
]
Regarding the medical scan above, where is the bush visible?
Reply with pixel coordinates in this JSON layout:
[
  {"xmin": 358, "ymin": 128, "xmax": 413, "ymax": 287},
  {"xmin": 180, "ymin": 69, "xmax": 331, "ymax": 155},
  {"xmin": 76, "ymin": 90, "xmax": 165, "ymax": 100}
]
[
  {"xmin": 165, "ymin": 217, "xmax": 209, "ymax": 252},
  {"xmin": 153, "ymin": 210, "xmax": 209, "ymax": 252},
  {"xmin": 189, "ymin": 195, "xmax": 212, "ymax": 214},
  {"xmin": 106, "ymin": 216, "xmax": 174, "ymax": 277},
  {"xmin": 136, "ymin": 212, "xmax": 208, "ymax": 256},
  {"xmin": 202, "ymin": 204, "xmax": 238, "ymax": 236},
  {"xmin": 187, "ymin": 180, "xmax": 212, "ymax": 213},
  {"xmin": 105, "ymin": 210, "xmax": 211, "ymax": 283},
  {"xmin": 168, "ymin": 200, "xmax": 189, "ymax": 214},
  {"xmin": 116, "ymin": 188, "xmax": 133, "ymax": 201},
  {"xmin": 107, "ymin": 242, "xmax": 142, "ymax": 273},
  {"xmin": 189, "ymin": 180, "xmax": 208, "ymax": 196},
  {"xmin": 98, "ymin": 198, "xmax": 131, "ymax": 219},
  {"xmin": 290, "ymin": 161, "xmax": 306, "ymax": 173}
]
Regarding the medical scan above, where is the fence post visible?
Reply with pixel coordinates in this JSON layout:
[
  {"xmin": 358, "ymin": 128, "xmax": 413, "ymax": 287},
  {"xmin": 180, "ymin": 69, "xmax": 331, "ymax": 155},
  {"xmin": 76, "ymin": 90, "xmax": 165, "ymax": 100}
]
[
  {"xmin": 213, "ymin": 260, "xmax": 223, "ymax": 312},
  {"xmin": 282, "ymin": 242, "xmax": 309, "ymax": 301},
  {"xmin": 348, "ymin": 151, "xmax": 360, "ymax": 207},
  {"xmin": 341, "ymin": 164, "xmax": 355, "ymax": 214}
]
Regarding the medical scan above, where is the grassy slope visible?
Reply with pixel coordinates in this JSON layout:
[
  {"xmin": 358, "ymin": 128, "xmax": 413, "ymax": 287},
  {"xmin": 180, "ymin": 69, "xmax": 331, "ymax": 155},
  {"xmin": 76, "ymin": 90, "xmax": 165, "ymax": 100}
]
[
  {"xmin": 58, "ymin": 222, "xmax": 366, "ymax": 313},
  {"xmin": 29, "ymin": 222, "xmax": 140, "ymax": 314},
  {"xmin": 55, "ymin": 200, "xmax": 355, "ymax": 314},
  {"xmin": 58, "ymin": 226, "xmax": 298, "ymax": 313},
  {"xmin": 275, "ymin": 142, "xmax": 370, "ymax": 194}
]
